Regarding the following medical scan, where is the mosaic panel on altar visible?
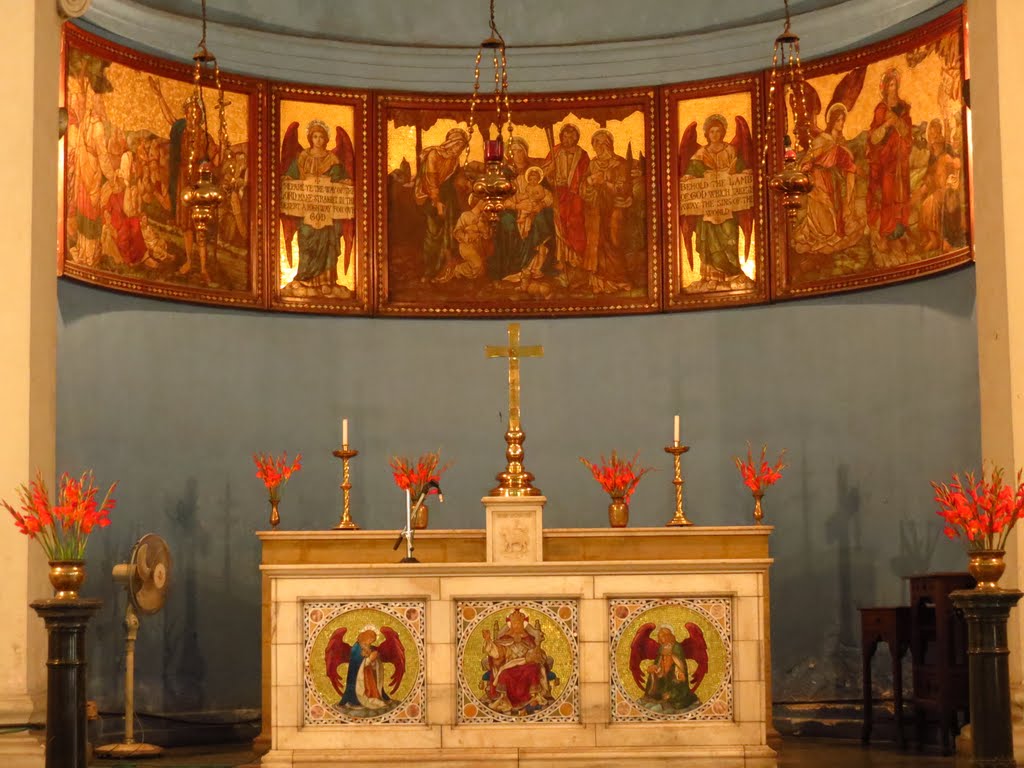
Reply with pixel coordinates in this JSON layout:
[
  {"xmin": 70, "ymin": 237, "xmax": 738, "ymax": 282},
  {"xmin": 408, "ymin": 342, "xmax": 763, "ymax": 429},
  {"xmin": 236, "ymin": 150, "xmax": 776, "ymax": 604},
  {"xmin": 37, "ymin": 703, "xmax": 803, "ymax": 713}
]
[
  {"xmin": 302, "ymin": 599, "xmax": 427, "ymax": 726},
  {"xmin": 455, "ymin": 598, "xmax": 580, "ymax": 724},
  {"xmin": 609, "ymin": 597, "xmax": 733, "ymax": 723}
]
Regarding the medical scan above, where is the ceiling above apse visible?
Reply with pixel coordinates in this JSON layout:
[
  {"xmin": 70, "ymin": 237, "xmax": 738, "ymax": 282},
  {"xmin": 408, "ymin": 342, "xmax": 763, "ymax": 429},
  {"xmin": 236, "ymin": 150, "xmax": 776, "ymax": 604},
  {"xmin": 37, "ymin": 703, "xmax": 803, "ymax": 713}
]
[{"xmin": 81, "ymin": 0, "xmax": 958, "ymax": 90}]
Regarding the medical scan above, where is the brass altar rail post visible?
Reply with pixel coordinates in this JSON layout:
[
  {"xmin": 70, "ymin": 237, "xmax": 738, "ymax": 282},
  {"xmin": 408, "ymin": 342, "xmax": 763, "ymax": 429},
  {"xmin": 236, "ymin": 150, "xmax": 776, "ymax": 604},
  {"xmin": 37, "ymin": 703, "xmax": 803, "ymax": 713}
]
[
  {"xmin": 30, "ymin": 598, "xmax": 102, "ymax": 768},
  {"xmin": 950, "ymin": 588, "xmax": 1022, "ymax": 768}
]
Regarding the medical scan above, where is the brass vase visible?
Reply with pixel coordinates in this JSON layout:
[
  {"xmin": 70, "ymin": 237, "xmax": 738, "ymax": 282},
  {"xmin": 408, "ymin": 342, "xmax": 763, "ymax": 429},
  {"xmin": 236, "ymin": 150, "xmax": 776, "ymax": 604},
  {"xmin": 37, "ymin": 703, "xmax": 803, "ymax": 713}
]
[
  {"xmin": 608, "ymin": 494, "xmax": 629, "ymax": 528},
  {"xmin": 411, "ymin": 501, "xmax": 428, "ymax": 530},
  {"xmin": 269, "ymin": 499, "xmax": 280, "ymax": 529},
  {"xmin": 48, "ymin": 560, "xmax": 86, "ymax": 600},
  {"xmin": 752, "ymin": 490, "xmax": 765, "ymax": 525},
  {"xmin": 968, "ymin": 549, "xmax": 1006, "ymax": 590}
]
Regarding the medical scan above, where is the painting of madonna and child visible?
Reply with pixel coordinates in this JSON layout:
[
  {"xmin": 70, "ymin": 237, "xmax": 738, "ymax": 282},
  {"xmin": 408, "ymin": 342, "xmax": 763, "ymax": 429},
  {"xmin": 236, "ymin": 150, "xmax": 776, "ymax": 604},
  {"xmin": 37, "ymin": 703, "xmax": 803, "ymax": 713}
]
[
  {"xmin": 376, "ymin": 92, "xmax": 659, "ymax": 316},
  {"xmin": 663, "ymin": 75, "xmax": 768, "ymax": 310},
  {"xmin": 61, "ymin": 28, "xmax": 262, "ymax": 306},
  {"xmin": 772, "ymin": 11, "xmax": 970, "ymax": 298}
]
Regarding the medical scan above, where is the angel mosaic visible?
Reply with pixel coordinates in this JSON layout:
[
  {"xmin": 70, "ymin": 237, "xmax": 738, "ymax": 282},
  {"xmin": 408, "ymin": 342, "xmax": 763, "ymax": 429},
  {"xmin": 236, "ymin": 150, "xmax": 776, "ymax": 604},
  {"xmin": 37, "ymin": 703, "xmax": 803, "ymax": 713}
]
[
  {"xmin": 324, "ymin": 624, "xmax": 406, "ymax": 716},
  {"xmin": 629, "ymin": 621, "xmax": 709, "ymax": 715},
  {"xmin": 677, "ymin": 114, "xmax": 756, "ymax": 292},
  {"xmin": 279, "ymin": 118, "xmax": 356, "ymax": 299}
]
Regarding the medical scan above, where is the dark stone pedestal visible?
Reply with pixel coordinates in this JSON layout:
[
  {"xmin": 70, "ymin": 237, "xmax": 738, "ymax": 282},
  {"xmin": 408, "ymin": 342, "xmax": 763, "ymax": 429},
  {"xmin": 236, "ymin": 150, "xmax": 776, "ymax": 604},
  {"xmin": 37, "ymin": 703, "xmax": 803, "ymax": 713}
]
[
  {"xmin": 950, "ymin": 588, "xmax": 1022, "ymax": 768},
  {"xmin": 30, "ymin": 598, "xmax": 101, "ymax": 768}
]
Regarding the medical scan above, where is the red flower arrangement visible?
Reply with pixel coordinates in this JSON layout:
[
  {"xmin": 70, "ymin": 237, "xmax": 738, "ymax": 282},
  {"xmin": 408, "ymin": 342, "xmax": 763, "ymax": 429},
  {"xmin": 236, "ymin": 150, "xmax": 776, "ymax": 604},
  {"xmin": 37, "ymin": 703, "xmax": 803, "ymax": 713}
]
[
  {"xmin": 579, "ymin": 451, "xmax": 653, "ymax": 502},
  {"xmin": 932, "ymin": 466, "xmax": 1024, "ymax": 551},
  {"xmin": 253, "ymin": 451, "xmax": 302, "ymax": 503},
  {"xmin": 389, "ymin": 451, "xmax": 451, "ymax": 498},
  {"xmin": 2, "ymin": 470, "xmax": 117, "ymax": 560},
  {"xmin": 734, "ymin": 444, "xmax": 787, "ymax": 494}
]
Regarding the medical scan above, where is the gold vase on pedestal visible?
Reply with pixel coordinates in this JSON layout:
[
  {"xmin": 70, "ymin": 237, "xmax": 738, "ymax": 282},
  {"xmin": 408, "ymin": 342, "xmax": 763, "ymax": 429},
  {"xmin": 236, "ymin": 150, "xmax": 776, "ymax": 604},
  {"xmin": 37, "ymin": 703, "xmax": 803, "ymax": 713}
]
[
  {"xmin": 411, "ymin": 502, "xmax": 429, "ymax": 530},
  {"xmin": 608, "ymin": 494, "xmax": 629, "ymax": 528},
  {"xmin": 752, "ymin": 490, "xmax": 765, "ymax": 525},
  {"xmin": 968, "ymin": 549, "xmax": 1006, "ymax": 590},
  {"xmin": 269, "ymin": 499, "xmax": 280, "ymax": 529},
  {"xmin": 48, "ymin": 560, "xmax": 86, "ymax": 600}
]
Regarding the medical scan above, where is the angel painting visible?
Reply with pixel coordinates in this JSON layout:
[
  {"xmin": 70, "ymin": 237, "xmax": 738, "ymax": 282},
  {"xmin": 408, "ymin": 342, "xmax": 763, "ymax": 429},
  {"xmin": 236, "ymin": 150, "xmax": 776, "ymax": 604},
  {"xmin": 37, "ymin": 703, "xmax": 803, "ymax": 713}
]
[
  {"xmin": 791, "ymin": 68, "xmax": 867, "ymax": 258},
  {"xmin": 629, "ymin": 622, "xmax": 708, "ymax": 715},
  {"xmin": 279, "ymin": 119, "xmax": 356, "ymax": 299},
  {"xmin": 324, "ymin": 624, "xmax": 406, "ymax": 715},
  {"xmin": 678, "ymin": 114, "xmax": 755, "ymax": 291}
]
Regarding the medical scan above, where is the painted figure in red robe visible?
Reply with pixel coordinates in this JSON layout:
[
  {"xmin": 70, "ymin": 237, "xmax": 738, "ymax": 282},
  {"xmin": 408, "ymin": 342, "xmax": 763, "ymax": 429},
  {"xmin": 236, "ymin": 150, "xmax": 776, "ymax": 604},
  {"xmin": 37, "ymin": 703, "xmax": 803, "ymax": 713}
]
[
  {"xmin": 480, "ymin": 607, "xmax": 558, "ymax": 714},
  {"xmin": 867, "ymin": 68, "xmax": 913, "ymax": 263},
  {"xmin": 543, "ymin": 124, "xmax": 590, "ymax": 281}
]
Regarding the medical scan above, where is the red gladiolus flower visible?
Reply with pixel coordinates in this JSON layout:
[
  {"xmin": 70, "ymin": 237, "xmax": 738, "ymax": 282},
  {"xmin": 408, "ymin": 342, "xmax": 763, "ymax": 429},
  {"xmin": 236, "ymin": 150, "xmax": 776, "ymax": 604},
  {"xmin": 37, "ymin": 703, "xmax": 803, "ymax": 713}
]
[
  {"xmin": 932, "ymin": 466, "xmax": 1024, "ymax": 552},
  {"xmin": 579, "ymin": 451, "xmax": 654, "ymax": 503},
  {"xmin": 389, "ymin": 451, "xmax": 451, "ymax": 498},
  {"xmin": 2, "ymin": 469, "xmax": 117, "ymax": 560},
  {"xmin": 253, "ymin": 452, "xmax": 302, "ymax": 503},
  {"xmin": 733, "ymin": 444, "xmax": 787, "ymax": 494}
]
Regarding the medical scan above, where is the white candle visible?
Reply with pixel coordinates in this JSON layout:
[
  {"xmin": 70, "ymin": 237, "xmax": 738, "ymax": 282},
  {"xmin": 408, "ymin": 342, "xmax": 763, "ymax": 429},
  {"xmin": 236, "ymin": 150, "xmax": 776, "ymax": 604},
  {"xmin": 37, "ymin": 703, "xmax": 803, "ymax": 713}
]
[
  {"xmin": 673, "ymin": 414, "xmax": 680, "ymax": 444},
  {"xmin": 342, "ymin": 418, "xmax": 349, "ymax": 447}
]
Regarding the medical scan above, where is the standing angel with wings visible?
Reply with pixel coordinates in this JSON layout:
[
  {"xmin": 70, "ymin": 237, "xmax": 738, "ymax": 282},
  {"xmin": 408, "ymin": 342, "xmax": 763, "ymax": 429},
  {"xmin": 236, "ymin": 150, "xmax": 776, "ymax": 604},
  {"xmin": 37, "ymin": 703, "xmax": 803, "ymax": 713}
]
[
  {"xmin": 678, "ymin": 114, "xmax": 755, "ymax": 291},
  {"xmin": 279, "ymin": 119, "xmax": 356, "ymax": 299},
  {"xmin": 324, "ymin": 624, "xmax": 406, "ymax": 713},
  {"xmin": 629, "ymin": 622, "xmax": 708, "ymax": 714}
]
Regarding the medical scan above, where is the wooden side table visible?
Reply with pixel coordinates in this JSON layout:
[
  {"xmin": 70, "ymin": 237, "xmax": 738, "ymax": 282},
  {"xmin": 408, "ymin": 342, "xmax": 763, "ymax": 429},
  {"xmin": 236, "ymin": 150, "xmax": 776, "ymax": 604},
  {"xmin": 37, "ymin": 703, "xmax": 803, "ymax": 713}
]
[
  {"xmin": 908, "ymin": 571, "xmax": 974, "ymax": 754},
  {"xmin": 860, "ymin": 606, "xmax": 912, "ymax": 747}
]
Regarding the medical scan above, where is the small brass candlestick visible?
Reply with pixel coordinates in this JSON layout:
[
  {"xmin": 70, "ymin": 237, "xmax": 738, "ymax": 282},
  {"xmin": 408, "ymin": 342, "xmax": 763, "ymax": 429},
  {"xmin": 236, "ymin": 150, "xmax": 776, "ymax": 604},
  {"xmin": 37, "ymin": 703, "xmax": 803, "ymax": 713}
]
[
  {"xmin": 664, "ymin": 443, "xmax": 693, "ymax": 526},
  {"xmin": 331, "ymin": 446, "xmax": 359, "ymax": 530}
]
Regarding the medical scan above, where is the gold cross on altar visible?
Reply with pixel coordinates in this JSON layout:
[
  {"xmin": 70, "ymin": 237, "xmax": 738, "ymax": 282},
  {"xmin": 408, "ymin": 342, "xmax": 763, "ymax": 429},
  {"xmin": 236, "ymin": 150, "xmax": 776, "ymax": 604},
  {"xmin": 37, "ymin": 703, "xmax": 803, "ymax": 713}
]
[
  {"xmin": 485, "ymin": 323, "xmax": 543, "ymax": 496},
  {"xmin": 485, "ymin": 323, "xmax": 543, "ymax": 432}
]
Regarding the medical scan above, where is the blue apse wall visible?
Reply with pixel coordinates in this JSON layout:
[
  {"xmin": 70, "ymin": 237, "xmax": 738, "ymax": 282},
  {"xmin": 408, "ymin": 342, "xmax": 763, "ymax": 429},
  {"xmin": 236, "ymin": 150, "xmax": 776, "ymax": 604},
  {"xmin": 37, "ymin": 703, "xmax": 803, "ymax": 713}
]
[
  {"xmin": 57, "ymin": 266, "xmax": 979, "ymax": 714},
  {"xmin": 64, "ymin": 0, "xmax": 974, "ymax": 722}
]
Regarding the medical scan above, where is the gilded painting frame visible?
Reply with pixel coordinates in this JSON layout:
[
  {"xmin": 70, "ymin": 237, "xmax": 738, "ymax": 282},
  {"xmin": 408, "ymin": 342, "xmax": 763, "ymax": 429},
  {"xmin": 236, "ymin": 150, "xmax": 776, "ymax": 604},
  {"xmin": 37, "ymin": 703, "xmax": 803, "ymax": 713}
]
[
  {"xmin": 269, "ymin": 84, "xmax": 372, "ymax": 314},
  {"xmin": 663, "ymin": 73, "xmax": 768, "ymax": 310},
  {"xmin": 375, "ymin": 89, "xmax": 660, "ymax": 317},
  {"xmin": 768, "ymin": 8, "xmax": 971, "ymax": 300},
  {"xmin": 59, "ymin": 25, "xmax": 266, "ymax": 308}
]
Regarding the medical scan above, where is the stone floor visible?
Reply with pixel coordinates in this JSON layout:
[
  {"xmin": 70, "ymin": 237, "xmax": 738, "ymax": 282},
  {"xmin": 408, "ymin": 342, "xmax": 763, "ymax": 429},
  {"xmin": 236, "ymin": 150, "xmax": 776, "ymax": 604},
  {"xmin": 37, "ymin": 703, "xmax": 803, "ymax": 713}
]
[{"xmin": 87, "ymin": 738, "xmax": 967, "ymax": 767}]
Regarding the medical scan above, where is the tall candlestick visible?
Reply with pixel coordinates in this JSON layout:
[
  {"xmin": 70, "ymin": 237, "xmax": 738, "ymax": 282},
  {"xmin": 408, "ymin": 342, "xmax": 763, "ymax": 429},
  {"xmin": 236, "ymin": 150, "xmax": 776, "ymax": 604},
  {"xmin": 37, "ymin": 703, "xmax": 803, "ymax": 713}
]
[
  {"xmin": 673, "ymin": 414, "xmax": 680, "ymax": 445},
  {"xmin": 342, "ymin": 418, "xmax": 348, "ymax": 448}
]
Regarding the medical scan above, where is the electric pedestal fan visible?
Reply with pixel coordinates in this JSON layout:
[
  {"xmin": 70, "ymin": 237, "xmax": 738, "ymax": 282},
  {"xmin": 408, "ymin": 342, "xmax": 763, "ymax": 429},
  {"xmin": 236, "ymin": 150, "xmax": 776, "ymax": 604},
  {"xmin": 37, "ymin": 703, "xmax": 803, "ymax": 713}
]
[{"xmin": 95, "ymin": 533, "xmax": 172, "ymax": 759}]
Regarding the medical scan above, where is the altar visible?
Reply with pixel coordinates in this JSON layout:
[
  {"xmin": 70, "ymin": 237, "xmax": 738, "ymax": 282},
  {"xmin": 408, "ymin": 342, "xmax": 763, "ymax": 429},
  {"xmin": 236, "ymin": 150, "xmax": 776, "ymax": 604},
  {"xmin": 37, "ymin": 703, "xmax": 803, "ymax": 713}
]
[{"xmin": 255, "ymin": 515, "xmax": 776, "ymax": 767}]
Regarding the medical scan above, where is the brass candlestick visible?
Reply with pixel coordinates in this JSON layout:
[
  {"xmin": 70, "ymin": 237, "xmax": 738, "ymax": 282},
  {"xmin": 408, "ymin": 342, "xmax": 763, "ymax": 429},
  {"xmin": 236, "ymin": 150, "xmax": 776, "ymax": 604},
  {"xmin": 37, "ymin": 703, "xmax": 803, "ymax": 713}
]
[
  {"xmin": 331, "ymin": 447, "xmax": 359, "ymax": 530},
  {"xmin": 664, "ymin": 443, "xmax": 693, "ymax": 526}
]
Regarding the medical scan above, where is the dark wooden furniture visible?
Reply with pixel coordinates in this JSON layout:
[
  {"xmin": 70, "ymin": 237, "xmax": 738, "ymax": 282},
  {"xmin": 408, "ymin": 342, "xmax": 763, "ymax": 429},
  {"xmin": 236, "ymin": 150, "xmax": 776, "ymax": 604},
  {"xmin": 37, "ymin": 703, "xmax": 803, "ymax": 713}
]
[
  {"xmin": 908, "ymin": 572, "xmax": 975, "ymax": 754},
  {"xmin": 860, "ymin": 606, "xmax": 912, "ymax": 747}
]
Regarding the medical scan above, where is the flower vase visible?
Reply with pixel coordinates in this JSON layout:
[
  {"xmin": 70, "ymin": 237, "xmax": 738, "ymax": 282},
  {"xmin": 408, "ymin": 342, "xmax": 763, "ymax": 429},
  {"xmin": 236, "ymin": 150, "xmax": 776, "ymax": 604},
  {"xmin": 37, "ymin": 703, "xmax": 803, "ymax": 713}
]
[
  {"xmin": 411, "ymin": 501, "xmax": 428, "ymax": 530},
  {"xmin": 48, "ymin": 560, "xmax": 86, "ymax": 600},
  {"xmin": 968, "ymin": 549, "xmax": 1006, "ymax": 590},
  {"xmin": 752, "ymin": 490, "xmax": 765, "ymax": 525},
  {"xmin": 269, "ymin": 499, "xmax": 280, "ymax": 529},
  {"xmin": 608, "ymin": 494, "xmax": 629, "ymax": 528}
]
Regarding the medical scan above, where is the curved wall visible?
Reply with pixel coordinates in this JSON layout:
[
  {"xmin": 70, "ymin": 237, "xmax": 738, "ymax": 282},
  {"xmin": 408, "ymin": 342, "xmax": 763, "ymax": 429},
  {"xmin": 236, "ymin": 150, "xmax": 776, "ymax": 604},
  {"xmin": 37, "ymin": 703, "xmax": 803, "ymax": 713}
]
[{"xmin": 63, "ymin": 0, "xmax": 978, "ymax": 724}]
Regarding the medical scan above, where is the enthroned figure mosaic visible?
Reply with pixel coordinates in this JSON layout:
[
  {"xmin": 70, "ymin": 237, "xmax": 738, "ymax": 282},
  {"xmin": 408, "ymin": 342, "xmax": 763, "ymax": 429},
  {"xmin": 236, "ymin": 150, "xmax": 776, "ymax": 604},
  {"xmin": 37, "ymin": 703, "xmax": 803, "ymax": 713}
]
[
  {"xmin": 303, "ymin": 600, "xmax": 426, "ymax": 725},
  {"xmin": 610, "ymin": 598, "xmax": 733, "ymax": 722},
  {"xmin": 456, "ymin": 599, "xmax": 580, "ymax": 724}
]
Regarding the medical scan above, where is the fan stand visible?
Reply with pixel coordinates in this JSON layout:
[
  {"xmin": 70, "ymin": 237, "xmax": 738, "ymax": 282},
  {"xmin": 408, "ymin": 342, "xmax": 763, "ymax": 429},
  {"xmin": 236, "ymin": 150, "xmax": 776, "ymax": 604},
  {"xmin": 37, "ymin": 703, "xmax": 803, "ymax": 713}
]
[{"xmin": 94, "ymin": 597, "xmax": 162, "ymax": 758}]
